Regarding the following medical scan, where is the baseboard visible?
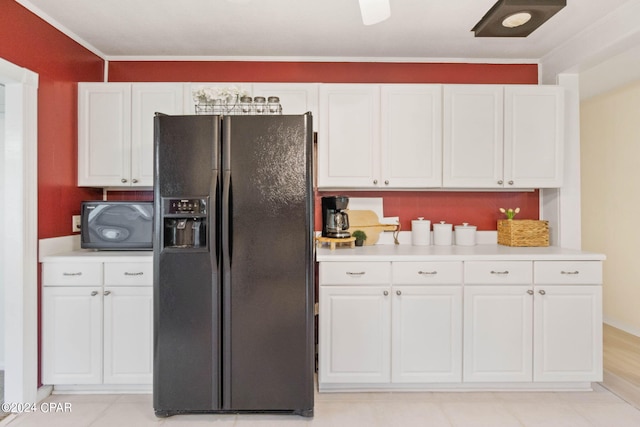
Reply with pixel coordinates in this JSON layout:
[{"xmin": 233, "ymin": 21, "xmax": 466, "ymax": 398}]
[
  {"xmin": 37, "ymin": 385, "xmax": 53, "ymax": 402},
  {"xmin": 603, "ymin": 317, "xmax": 640, "ymax": 338}
]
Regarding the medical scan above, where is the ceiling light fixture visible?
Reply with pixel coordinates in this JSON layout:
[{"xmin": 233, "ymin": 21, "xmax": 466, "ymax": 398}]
[
  {"xmin": 359, "ymin": 0, "xmax": 391, "ymax": 26},
  {"xmin": 472, "ymin": 0, "xmax": 566, "ymax": 37}
]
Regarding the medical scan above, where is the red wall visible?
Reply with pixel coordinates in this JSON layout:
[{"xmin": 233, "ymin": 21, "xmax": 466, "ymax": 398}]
[
  {"xmin": 109, "ymin": 61, "xmax": 539, "ymax": 230},
  {"xmin": 0, "ymin": 0, "xmax": 104, "ymax": 239}
]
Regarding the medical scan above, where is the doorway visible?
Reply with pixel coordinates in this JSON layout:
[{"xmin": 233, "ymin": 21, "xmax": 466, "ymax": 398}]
[{"xmin": 0, "ymin": 57, "xmax": 39, "ymax": 407}]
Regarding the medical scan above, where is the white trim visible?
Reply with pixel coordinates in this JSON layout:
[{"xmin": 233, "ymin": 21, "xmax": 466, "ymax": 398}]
[
  {"xmin": 1, "ymin": 57, "xmax": 39, "ymax": 405},
  {"xmin": 604, "ymin": 318, "xmax": 640, "ymax": 339},
  {"xmin": 14, "ymin": 0, "xmax": 105, "ymax": 60},
  {"xmin": 102, "ymin": 55, "xmax": 540, "ymax": 64}
]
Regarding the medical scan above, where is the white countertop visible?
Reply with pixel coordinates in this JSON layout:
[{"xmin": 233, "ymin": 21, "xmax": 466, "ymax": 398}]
[
  {"xmin": 316, "ymin": 244, "xmax": 606, "ymax": 262},
  {"xmin": 41, "ymin": 249, "xmax": 153, "ymax": 263}
]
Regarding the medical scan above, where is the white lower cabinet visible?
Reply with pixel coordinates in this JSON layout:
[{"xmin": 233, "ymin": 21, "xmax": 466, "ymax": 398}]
[
  {"xmin": 319, "ymin": 286, "xmax": 391, "ymax": 384},
  {"xmin": 319, "ymin": 258, "xmax": 602, "ymax": 391},
  {"xmin": 103, "ymin": 286, "xmax": 153, "ymax": 384},
  {"xmin": 463, "ymin": 285, "xmax": 534, "ymax": 382},
  {"xmin": 42, "ymin": 260, "xmax": 153, "ymax": 387},
  {"xmin": 463, "ymin": 261, "xmax": 603, "ymax": 383},
  {"xmin": 319, "ymin": 261, "xmax": 463, "ymax": 387},
  {"xmin": 42, "ymin": 286, "xmax": 103, "ymax": 384},
  {"xmin": 392, "ymin": 285, "xmax": 462, "ymax": 383}
]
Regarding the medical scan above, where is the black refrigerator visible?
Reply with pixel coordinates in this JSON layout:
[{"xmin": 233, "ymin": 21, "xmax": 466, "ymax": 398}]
[{"xmin": 152, "ymin": 113, "xmax": 314, "ymax": 417}]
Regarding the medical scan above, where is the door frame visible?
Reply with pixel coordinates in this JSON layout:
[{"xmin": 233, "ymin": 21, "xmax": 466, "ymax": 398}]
[{"xmin": 0, "ymin": 57, "xmax": 39, "ymax": 404}]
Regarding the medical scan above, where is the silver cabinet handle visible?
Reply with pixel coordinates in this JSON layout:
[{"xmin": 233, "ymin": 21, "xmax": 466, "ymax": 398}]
[
  {"xmin": 497, "ymin": 180, "xmax": 503, "ymax": 185},
  {"xmin": 124, "ymin": 272, "xmax": 144, "ymax": 276},
  {"xmin": 63, "ymin": 272, "xmax": 82, "ymax": 276},
  {"xmin": 396, "ymin": 290, "xmax": 402, "ymax": 296},
  {"xmin": 508, "ymin": 180, "xmax": 514, "ymax": 185},
  {"xmin": 418, "ymin": 271, "xmax": 437, "ymax": 275},
  {"xmin": 561, "ymin": 271, "xmax": 579, "ymax": 275},
  {"xmin": 373, "ymin": 179, "xmax": 378, "ymax": 185},
  {"xmin": 527, "ymin": 289, "xmax": 534, "ymax": 295},
  {"xmin": 346, "ymin": 271, "xmax": 365, "ymax": 276},
  {"xmin": 384, "ymin": 180, "xmax": 389, "ymax": 185},
  {"xmin": 91, "ymin": 291, "xmax": 98, "ymax": 296},
  {"xmin": 121, "ymin": 178, "xmax": 128, "ymax": 183},
  {"xmin": 383, "ymin": 290, "xmax": 389, "ymax": 296},
  {"xmin": 539, "ymin": 290, "xmax": 546, "ymax": 295},
  {"xmin": 490, "ymin": 270, "xmax": 509, "ymax": 275},
  {"xmin": 132, "ymin": 179, "xmax": 138, "ymax": 183},
  {"xmin": 104, "ymin": 290, "xmax": 112, "ymax": 296}
]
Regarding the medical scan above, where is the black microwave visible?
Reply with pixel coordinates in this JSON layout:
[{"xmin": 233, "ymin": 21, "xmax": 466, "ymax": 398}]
[{"xmin": 81, "ymin": 201, "xmax": 153, "ymax": 250}]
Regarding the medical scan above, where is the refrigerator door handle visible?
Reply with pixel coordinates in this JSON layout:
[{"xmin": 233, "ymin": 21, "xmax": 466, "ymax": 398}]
[
  {"xmin": 222, "ymin": 170, "xmax": 232, "ymax": 265},
  {"xmin": 211, "ymin": 173, "xmax": 219, "ymax": 267}
]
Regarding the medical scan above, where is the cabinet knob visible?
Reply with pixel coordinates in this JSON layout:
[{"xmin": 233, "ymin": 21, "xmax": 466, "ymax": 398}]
[
  {"xmin": 104, "ymin": 290, "xmax": 112, "ymax": 296},
  {"xmin": 396, "ymin": 290, "xmax": 402, "ymax": 296},
  {"xmin": 497, "ymin": 180, "xmax": 504, "ymax": 185},
  {"xmin": 91, "ymin": 291, "xmax": 98, "ymax": 296},
  {"xmin": 373, "ymin": 179, "xmax": 378, "ymax": 185},
  {"xmin": 132, "ymin": 179, "xmax": 138, "ymax": 184},
  {"xmin": 121, "ymin": 178, "xmax": 128, "ymax": 183},
  {"xmin": 384, "ymin": 180, "xmax": 389, "ymax": 185},
  {"xmin": 383, "ymin": 290, "xmax": 389, "ymax": 296},
  {"xmin": 539, "ymin": 290, "xmax": 546, "ymax": 295},
  {"xmin": 508, "ymin": 180, "xmax": 514, "ymax": 185},
  {"xmin": 527, "ymin": 290, "xmax": 534, "ymax": 295}
]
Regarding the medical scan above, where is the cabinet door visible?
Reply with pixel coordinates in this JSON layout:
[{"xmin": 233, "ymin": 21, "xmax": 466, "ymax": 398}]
[
  {"xmin": 251, "ymin": 83, "xmax": 319, "ymax": 131},
  {"xmin": 504, "ymin": 85, "xmax": 564, "ymax": 188},
  {"xmin": 318, "ymin": 84, "xmax": 380, "ymax": 188},
  {"xmin": 533, "ymin": 285, "xmax": 602, "ymax": 382},
  {"xmin": 381, "ymin": 85, "xmax": 442, "ymax": 188},
  {"xmin": 78, "ymin": 83, "xmax": 131, "ymax": 187},
  {"xmin": 131, "ymin": 83, "xmax": 183, "ymax": 187},
  {"xmin": 319, "ymin": 286, "xmax": 391, "ymax": 384},
  {"xmin": 463, "ymin": 285, "xmax": 533, "ymax": 382},
  {"xmin": 392, "ymin": 286, "xmax": 462, "ymax": 383},
  {"xmin": 443, "ymin": 85, "xmax": 504, "ymax": 188},
  {"xmin": 42, "ymin": 287, "xmax": 103, "ymax": 384},
  {"xmin": 103, "ymin": 287, "xmax": 153, "ymax": 384}
]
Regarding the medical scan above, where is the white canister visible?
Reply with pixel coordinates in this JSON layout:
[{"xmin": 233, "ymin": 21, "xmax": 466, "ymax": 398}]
[
  {"xmin": 411, "ymin": 217, "xmax": 431, "ymax": 246},
  {"xmin": 454, "ymin": 222, "xmax": 477, "ymax": 246},
  {"xmin": 433, "ymin": 221, "xmax": 452, "ymax": 246}
]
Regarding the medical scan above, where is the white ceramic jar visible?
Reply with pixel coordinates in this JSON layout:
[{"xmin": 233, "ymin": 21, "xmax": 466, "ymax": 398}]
[
  {"xmin": 411, "ymin": 217, "xmax": 431, "ymax": 246},
  {"xmin": 433, "ymin": 221, "xmax": 452, "ymax": 246},
  {"xmin": 454, "ymin": 222, "xmax": 477, "ymax": 246}
]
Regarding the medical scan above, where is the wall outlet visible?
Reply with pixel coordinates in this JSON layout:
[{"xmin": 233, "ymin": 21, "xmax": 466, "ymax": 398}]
[{"xmin": 72, "ymin": 215, "xmax": 81, "ymax": 233}]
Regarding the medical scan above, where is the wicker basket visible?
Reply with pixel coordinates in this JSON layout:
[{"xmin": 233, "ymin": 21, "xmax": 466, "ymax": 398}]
[{"xmin": 497, "ymin": 219, "xmax": 549, "ymax": 247}]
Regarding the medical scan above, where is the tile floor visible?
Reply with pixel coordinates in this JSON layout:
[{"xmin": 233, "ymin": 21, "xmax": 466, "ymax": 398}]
[{"xmin": 2, "ymin": 383, "xmax": 640, "ymax": 427}]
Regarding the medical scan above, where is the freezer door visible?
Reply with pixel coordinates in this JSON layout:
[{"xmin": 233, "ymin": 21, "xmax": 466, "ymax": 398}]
[
  {"xmin": 153, "ymin": 114, "xmax": 221, "ymax": 414},
  {"xmin": 222, "ymin": 114, "xmax": 314, "ymax": 414}
]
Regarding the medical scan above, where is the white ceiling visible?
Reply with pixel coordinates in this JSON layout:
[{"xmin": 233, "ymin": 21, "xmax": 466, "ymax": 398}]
[{"xmin": 15, "ymin": 0, "xmax": 640, "ymax": 98}]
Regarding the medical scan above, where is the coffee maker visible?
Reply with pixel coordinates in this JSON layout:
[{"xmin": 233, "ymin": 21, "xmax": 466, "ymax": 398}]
[{"xmin": 321, "ymin": 196, "xmax": 350, "ymax": 238}]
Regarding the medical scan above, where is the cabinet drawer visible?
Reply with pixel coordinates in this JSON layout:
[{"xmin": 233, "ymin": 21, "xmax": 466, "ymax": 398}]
[
  {"xmin": 534, "ymin": 261, "xmax": 602, "ymax": 285},
  {"xmin": 320, "ymin": 262, "xmax": 391, "ymax": 285},
  {"xmin": 464, "ymin": 261, "xmax": 532, "ymax": 285},
  {"xmin": 392, "ymin": 261, "xmax": 462, "ymax": 285},
  {"xmin": 105, "ymin": 262, "xmax": 153, "ymax": 286},
  {"xmin": 43, "ymin": 262, "xmax": 103, "ymax": 286}
]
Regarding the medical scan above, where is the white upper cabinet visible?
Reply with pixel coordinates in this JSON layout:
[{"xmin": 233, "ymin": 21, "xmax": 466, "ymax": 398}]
[
  {"xmin": 381, "ymin": 85, "xmax": 442, "ymax": 188},
  {"xmin": 251, "ymin": 83, "xmax": 319, "ymax": 131},
  {"xmin": 78, "ymin": 82, "xmax": 183, "ymax": 188},
  {"xmin": 318, "ymin": 84, "xmax": 381, "ymax": 188},
  {"xmin": 318, "ymin": 84, "xmax": 443, "ymax": 189},
  {"xmin": 443, "ymin": 84, "xmax": 564, "ymax": 189},
  {"xmin": 443, "ymin": 85, "xmax": 504, "ymax": 188},
  {"xmin": 504, "ymin": 85, "xmax": 564, "ymax": 188}
]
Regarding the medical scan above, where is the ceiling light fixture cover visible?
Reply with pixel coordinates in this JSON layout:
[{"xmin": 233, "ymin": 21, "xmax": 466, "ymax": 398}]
[
  {"xmin": 359, "ymin": 0, "xmax": 391, "ymax": 25},
  {"xmin": 472, "ymin": 0, "xmax": 566, "ymax": 37}
]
